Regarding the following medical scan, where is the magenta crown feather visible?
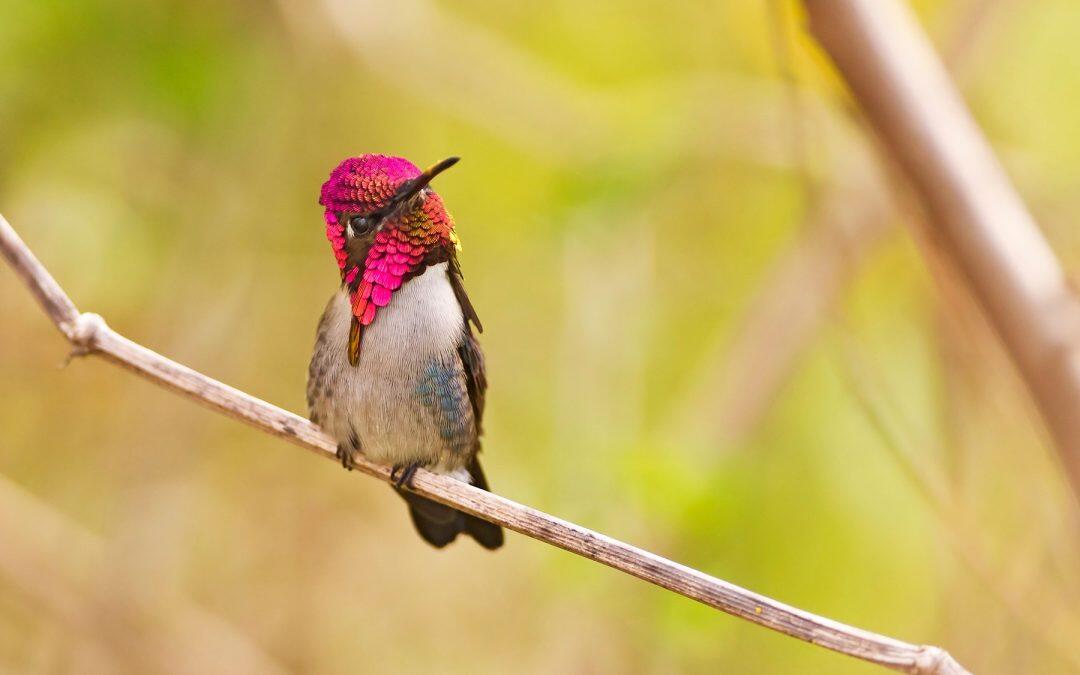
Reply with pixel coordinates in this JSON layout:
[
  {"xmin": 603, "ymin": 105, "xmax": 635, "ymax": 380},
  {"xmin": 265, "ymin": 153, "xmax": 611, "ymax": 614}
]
[{"xmin": 319, "ymin": 154, "xmax": 459, "ymax": 328}]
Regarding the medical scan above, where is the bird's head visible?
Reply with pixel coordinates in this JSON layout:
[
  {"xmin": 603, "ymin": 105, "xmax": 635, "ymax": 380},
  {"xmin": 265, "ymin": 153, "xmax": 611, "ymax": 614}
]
[{"xmin": 319, "ymin": 154, "xmax": 460, "ymax": 327}]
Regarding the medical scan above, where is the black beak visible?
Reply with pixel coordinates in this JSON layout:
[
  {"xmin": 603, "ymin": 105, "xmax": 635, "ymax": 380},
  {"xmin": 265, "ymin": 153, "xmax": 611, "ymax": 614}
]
[{"xmin": 392, "ymin": 156, "xmax": 459, "ymax": 206}]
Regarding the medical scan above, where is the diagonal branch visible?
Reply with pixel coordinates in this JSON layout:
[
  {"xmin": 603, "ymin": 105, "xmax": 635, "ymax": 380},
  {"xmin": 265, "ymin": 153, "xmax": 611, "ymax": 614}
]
[
  {"xmin": 0, "ymin": 213, "xmax": 969, "ymax": 675},
  {"xmin": 803, "ymin": 0, "xmax": 1080, "ymax": 500}
]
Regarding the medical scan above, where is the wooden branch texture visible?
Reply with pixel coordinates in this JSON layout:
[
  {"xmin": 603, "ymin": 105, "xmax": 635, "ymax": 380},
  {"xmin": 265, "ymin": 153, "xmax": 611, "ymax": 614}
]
[
  {"xmin": 804, "ymin": 0, "xmax": 1080, "ymax": 497},
  {"xmin": 0, "ymin": 214, "xmax": 969, "ymax": 674}
]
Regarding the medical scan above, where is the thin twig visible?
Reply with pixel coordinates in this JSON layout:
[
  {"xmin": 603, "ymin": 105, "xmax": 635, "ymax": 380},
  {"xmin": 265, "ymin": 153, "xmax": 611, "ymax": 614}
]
[
  {"xmin": 765, "ymin": 0, "xmax": 820, "ymax": 207},
  {"xmin": 804, "ymin": 0, "xmax": 1080, "ymax": 500},
  {"xmin": 832, "ymin": 324, "xmax": 1080, "ymax": 671},
  {"xmin": 0, "ymin": 213, "xmax": 969, "ymax": 674}
]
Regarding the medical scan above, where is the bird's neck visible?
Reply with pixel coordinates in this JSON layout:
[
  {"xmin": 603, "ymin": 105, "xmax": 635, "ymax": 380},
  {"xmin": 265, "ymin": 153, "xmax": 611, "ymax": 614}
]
[{"xmin": 350, "ymin": 261, "xmax": 464, "ymax": 360}]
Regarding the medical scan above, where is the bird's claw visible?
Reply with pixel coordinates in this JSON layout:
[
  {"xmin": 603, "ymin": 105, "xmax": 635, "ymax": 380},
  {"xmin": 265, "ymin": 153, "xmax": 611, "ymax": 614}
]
[
  {"xmin": 391, "ymin": 462, "xmax": 420, "ymax": 489},
  {"xmin": 336, "ymin": 444, "xmax": 357, "ymax": 471}
]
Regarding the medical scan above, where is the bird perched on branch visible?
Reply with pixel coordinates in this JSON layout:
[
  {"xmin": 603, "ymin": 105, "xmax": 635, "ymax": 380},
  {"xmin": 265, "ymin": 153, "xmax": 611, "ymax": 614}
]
[{"xmin": 308, "ymin": 154, "xmax": 503, "ymax": 550}]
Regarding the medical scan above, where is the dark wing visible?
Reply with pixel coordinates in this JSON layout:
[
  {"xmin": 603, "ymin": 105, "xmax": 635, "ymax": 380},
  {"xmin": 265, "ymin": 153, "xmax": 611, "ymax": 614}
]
[
  {"xmin": 450, "ymin": 254, "xmax": 503, "ymax": 548},
  {"xmin": 403, "ymin": 337, "xmax": 501, "ymax": 550},
  {"xmin": 448, "ymin": 252, "xmax": 483, "ymax": 333},
  {"xmin": 457, "ymin": 326, "xmax": 486, "ymax": 435},
  {"xmin": 458, "ymin": 331, "xmax": 501, "ymax": 548},
  {"xmin": 447, "ymin": 249, "xmax": 485, "ymax": 431}
]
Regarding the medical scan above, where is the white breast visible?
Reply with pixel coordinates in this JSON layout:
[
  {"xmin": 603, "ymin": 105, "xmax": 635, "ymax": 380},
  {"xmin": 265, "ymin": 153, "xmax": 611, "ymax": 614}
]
[
  {"xmin": 314, "ymin": 262, "xmax": 463, "ymax": 369},
  {"xmin": 360, "ymin": 262, "xmax": 464, "ymax": 367},
  {"xmin": 308, "ymin": 262, "xmax": 471, "ymax": 470}
]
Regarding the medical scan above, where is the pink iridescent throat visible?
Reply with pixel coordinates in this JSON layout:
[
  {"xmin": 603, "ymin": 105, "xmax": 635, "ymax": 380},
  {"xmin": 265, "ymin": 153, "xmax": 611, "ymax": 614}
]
[{"xmin": 318, "ymin": 155, "xmax": 457, "ymax": 326}]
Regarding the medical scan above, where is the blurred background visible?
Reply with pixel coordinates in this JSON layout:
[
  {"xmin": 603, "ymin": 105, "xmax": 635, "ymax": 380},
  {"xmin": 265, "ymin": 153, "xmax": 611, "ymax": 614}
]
[{"xmin": 1, "ymin": 0, "xmax": 1079, "ymax": 673}]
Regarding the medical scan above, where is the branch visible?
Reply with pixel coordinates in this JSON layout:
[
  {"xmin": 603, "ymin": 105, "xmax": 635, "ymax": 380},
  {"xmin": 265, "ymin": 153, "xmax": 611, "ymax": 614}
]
[
  {"xmin": 803, "ymin": 0, "xmax": 1080, "ymax": 499},
  {"xmin": 668, "ymin": 0, "xmax": 1009, "ymax": 447},
  {"xmin": 0, "ymin": 213, "xmax": 969, "ymax": 675}
]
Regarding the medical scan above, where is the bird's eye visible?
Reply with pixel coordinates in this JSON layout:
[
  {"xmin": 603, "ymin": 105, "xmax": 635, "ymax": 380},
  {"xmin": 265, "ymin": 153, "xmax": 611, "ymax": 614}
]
[{"xmin": 348, "ymin": 215, "xmax": 377, "ymax": 236}]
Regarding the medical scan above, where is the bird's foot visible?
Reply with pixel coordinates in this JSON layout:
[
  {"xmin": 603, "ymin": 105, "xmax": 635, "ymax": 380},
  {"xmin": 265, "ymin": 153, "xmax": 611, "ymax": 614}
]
[
  {"xmin": 336, "ymin": 444, "xmax": 357, "ymax": 471},
  {"xmin": 390, "ymin": 462, "xmax": 421, "ymax": 489}
]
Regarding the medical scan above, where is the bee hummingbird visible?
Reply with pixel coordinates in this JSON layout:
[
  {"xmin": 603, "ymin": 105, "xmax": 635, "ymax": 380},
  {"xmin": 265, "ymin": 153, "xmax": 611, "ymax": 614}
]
[{"xmin": 307, "ymin": 154, "xmax": 503, "ymax": 550}]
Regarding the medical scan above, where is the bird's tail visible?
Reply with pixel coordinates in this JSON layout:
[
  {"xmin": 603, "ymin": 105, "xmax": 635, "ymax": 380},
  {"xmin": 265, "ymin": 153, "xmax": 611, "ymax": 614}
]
[{"xmin": 394, "ymin": 457, "xmax": 504, "ymax": 550}]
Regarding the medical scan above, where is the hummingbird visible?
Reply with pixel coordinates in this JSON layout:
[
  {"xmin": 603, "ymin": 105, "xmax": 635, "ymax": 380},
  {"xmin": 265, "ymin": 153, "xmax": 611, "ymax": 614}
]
[{"xmin": 307, "ymin": 154, "xmax": 503, "ymax": 550}]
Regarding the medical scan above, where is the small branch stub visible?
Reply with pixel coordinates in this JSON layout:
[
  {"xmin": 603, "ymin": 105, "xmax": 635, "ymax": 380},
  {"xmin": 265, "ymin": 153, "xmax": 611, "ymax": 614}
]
[{"xmin": 68, "ymin": 312, "xmax": 106, "ymax": 357}]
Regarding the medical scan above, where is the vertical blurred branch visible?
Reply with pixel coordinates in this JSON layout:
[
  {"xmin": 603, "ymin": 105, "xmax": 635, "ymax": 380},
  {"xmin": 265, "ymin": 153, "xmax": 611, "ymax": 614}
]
[
  {"xmin": 765, "ymin": 0, "xmax": 815, "ymax": 201},
  {"xmin": 667, "ymin": 0, "xmax": 1006, "ymax": 446},
  {"xmin": 804, "ymin": 0, "xmax": 1080, "ymax": 500},
  {"xmin": 668, "ymin": 170, "xmax": 892, "ymax": 444}
]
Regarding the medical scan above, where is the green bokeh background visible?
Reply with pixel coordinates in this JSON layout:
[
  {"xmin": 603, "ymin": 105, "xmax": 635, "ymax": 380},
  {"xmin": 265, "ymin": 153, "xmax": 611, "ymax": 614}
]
[{"xmin": 1, "ymin": 1, "xmax": 1078, "ymax": 673}]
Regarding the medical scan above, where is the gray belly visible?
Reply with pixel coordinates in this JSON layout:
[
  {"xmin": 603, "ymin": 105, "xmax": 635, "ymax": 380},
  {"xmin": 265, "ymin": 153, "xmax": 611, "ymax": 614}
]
[{"xmin": 306, "ymin": 263, "xmax": 476, "ymax": 476}]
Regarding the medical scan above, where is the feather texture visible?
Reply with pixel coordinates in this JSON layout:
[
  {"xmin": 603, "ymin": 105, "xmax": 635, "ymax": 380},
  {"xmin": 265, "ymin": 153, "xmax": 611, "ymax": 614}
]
[{"xmin": 307, "ymin": 264, "xmax": 503, "ymax": 549}]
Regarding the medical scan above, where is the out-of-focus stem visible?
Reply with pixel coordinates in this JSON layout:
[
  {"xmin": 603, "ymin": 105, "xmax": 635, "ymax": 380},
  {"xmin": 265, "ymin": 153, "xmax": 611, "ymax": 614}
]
[{"xmin": 804, "ymin": 0, "xmax": 1080, "ymax": 499}]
